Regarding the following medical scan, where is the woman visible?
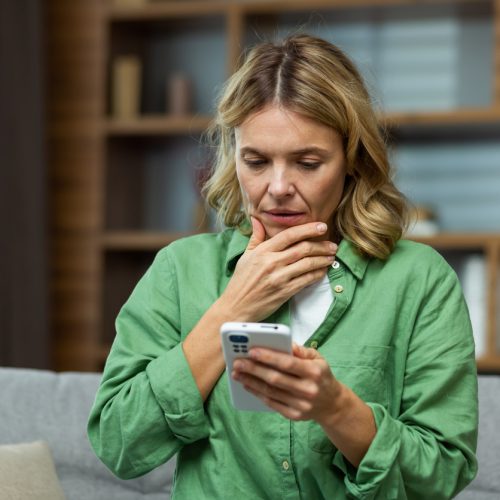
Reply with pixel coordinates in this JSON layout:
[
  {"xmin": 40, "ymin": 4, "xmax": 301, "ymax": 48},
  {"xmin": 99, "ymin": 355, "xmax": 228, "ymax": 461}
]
[{"xmin": 88, "ymin": 35, "xmax": 478, "ymax": 499}]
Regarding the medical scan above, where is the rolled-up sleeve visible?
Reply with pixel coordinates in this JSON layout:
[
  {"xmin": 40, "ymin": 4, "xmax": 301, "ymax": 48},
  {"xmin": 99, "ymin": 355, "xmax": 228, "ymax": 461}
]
[
  {"xmin": 334, "ymin": 258, "xmax": 478, "ymax": 499},
  {"xmin": 147, "ymin": 343, "xmax": 209, "ymax": 442},
  {"xmin": 87, "ymin": 247, "xmax": 209, "ymax": 479}
]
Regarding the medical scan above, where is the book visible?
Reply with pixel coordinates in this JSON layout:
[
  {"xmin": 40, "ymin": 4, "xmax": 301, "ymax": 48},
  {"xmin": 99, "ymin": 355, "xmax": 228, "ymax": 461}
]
[
  {"xmin": 112, "ymin": 0, "xmax": 147, "ymax": 7},
  {"xmin": 111, "ymin": 55, "xmax": 142, "ymax": 119}
]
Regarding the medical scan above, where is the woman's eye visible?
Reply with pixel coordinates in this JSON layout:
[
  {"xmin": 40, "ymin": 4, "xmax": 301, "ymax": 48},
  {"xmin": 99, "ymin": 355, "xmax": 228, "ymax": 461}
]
[
  {"xmin": 244, "ymin": 158, "xmax": 267, "ymax": 167},
  {"xmin": 299, "ymin": 161, "xmax": 321, "ymax": 170}
]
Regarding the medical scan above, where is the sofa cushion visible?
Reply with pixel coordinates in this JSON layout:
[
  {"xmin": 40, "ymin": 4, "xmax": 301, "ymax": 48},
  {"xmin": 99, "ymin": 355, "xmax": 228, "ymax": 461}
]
[
  {"xmin": 456, "ymin": 375, "xmax": 500, "ymax": 498},
  {"xmin": 0, "ymin": 367, "xmax": 175, "ymax": 500},
  {"xmin": 0, "ymin": 440, "xmax": 66, "ymax": 500}
]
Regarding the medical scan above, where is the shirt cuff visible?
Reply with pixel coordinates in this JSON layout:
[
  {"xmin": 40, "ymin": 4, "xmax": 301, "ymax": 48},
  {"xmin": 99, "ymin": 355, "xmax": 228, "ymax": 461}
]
[
  {"xmin": 333, "ymin": 403, "xmax": 401, "ymax": 499},
  {"xmin": 146, "ymin": 342, "xmax": 209, "ymax": 444}
]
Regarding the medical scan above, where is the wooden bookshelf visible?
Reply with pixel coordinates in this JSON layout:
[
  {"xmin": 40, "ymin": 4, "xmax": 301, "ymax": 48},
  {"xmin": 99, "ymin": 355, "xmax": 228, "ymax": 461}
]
[
  {"xmin": 411, "ymin": 233, "xmax": 500, "ymax": 371},
  {"xmin": 48, "ymin": 0, "xmax": 500, "ymax": 372},
  {"xmin": 238, "ymin": 0, "xmax": 491, "ymax": 15},
  {"xmin": 383, "ymin": 108, "xmax": 500, "ymax": 128},
  {"xmin": 101, "ymin": 231, "xmax": 195, "ymax": 250},
  {"xmin": 411, "ymin": 233, "xmax": 500, "ymax": 248},
  {"xmin": 47, "ymin": 0, "xmax": 106, "ymax": 371},
  {"xmin": 103, "ymin": 115, "xmax": 212, "ymax": 136},
  {"xmin": 104, "ymin": 1, "xmax": 228, "ymax": 21},
  {"xmin": 477, "ymin": 356, "xmax": 500, "ymax": 372}
]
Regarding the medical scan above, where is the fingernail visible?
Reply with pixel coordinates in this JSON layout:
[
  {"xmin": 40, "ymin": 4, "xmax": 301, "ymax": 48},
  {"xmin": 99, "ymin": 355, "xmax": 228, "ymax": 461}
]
[
  {"xmin": 233, "ymin": 360, "xmax": 242, "ymax": 370},
  {"xmin": 316, "ymin": 223, "xmax": 327, "ymax": 233},
  {"xmin": 329, "ymin": 242, "xmax": 338, "ymax": 252}
]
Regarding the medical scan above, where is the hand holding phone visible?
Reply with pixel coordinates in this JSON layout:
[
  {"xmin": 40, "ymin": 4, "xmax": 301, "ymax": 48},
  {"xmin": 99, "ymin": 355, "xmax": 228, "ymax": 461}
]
[{"xmin": 220, "ymin": 322, "xmax": 292, "ymax": 412}]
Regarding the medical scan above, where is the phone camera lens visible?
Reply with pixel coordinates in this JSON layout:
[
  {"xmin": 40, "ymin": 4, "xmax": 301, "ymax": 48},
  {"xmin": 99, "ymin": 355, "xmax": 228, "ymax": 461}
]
[{"xmin": 229, "ymin": 334, "xmax": 248, "ymax": 343}]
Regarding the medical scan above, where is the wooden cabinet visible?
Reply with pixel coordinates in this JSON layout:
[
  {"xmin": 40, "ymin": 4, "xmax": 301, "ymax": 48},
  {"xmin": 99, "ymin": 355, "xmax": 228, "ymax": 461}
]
[{"xmin": 48, "ymin": 0, "xmax": 500, "ymax": 372}]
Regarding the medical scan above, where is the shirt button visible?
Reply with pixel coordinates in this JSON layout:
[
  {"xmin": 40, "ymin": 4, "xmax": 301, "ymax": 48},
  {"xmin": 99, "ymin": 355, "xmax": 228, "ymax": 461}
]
[
  {"xmin": 334, "ymin": 285, "xmax": 344, "ymax": 293},
  {"xmin": 310, "ymin": 341, "xmax": 318, "ymax": 349},
  {"xmin": 331, "ymin": 261, "xmax": 340, "ymax": 269},
  {"xmin": 282, "ymin": 460, "xmax": 290, "ymax": 471}
]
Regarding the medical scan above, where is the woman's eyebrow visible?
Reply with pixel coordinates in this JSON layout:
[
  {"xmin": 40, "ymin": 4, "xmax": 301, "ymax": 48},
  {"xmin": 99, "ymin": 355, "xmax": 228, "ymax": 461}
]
[
  {"xmin": 239, "ymin": 146, "xmax": 331, "ymax": 156},
  {"xmin": 290, "ymin": 147, "xmax": 331, "ymax": 156},
  {"xmin": 239, "ymin": 146, "xmax": 265, "ymax": 156}
]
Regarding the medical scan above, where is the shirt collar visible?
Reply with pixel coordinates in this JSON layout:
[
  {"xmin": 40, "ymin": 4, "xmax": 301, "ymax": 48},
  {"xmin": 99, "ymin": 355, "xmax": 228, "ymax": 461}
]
[
  {"xmin": 225, "ymin": 229, "xmax": 370, "ymax": 281},
  {"xmin": 335, "ymin": 239, "xmax": 370, "ymax": 280}
]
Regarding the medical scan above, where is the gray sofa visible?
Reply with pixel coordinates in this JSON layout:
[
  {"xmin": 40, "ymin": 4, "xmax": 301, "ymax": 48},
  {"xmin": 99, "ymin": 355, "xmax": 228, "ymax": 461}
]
[
  {"xmin": 0, "ymin": 367, "xmax": 498, "ymax": 499},
  {"xmin": 0, "ymin": 368, "xmax": 174, "ymax": 500}
]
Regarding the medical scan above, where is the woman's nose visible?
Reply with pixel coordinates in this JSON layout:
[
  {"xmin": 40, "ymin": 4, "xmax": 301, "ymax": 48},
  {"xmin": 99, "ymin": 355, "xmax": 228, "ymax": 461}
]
[{"xmin": 267, "ymin": 167, "xmax": 295, "ymax": 198}]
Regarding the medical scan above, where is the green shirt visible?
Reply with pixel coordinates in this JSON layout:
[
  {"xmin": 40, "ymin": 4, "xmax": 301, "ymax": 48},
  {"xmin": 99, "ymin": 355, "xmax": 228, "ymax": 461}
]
[{"xmin": 88, "ymin": 229, "xmax": 478, "ymax": 499}]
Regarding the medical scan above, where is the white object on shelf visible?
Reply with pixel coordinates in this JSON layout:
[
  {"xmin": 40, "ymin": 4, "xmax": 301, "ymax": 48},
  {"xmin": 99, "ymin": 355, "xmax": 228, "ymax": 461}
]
[
  {"xmin": 460, "ymin": 254, "xmax": 487, "ymax": 358},
  {"xmin": 406, "ymin": 205, "xmax": 439, "ymax": 237},
  {"xmin": 406, "ymin": 219, "xmax": 440, "ymax": 237}
]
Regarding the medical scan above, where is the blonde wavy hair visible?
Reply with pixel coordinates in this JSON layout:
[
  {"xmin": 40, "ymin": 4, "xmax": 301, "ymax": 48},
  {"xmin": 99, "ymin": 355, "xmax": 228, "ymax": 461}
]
[{"xmin": 203, "ymin": 34, "xmax": 408, "ymax": 259}]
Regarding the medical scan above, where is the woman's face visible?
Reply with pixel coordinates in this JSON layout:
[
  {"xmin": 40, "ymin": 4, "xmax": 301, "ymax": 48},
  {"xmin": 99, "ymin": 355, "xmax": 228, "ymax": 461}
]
[{"xmin": 235, "ymin": 104, "xmax": 347, "ymax": 240}]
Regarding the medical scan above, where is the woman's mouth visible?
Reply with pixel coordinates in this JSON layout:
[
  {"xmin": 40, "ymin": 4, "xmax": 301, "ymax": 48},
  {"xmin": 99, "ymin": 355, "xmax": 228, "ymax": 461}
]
[{"xmin": 262, "ymin": 210, "xmax": 306, "ymax": 226}]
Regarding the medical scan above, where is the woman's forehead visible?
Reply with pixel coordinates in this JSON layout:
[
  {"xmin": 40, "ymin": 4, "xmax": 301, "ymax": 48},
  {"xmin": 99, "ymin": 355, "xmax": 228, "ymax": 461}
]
[{"xmin": 235, "ymin": 105, "xmax": 342, "ymax": 153}]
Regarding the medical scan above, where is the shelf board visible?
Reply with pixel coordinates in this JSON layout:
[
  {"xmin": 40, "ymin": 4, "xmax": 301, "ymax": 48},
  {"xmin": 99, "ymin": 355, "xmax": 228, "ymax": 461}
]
[
  {"xmin": 101, "ymin": 231, "xmax": 199, "ymax": 251},
  {"xmin": 103, "ymin": 115, "xmax": 212, "ymax": 136},
  {"xmin": 241, "ymin": 0, "xmax": 490, "ymax": 14},
  {"xmin": 105, "ymin": 0, "xmax": 490, "ymax": 22},
  {"xmin": 105, "ymin": 1, "xmax": 228, "ymax": 21},
  {"xmin": 102, "ymin": 109, "xmax": 500, "ymax": 138},
  {"xmin": 382, "ymin": 107, "xmax": 500, "ymax": 129},
  {"xmin": 477, "ymin": 356, "xmax": 500, "ymax": 373},
  {"xmin": 408, "ymin": 233, "xmax": 500, "ymax": 249}
]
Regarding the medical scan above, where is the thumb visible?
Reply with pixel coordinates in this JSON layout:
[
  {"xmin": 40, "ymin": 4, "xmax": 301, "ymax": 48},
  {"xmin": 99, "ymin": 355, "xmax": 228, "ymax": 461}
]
[
  {"xmin": 246, "ymin": 216, "xmax": 266, "ymax": 251},
  {"xmin": 293, "ymin": 342, "xmax": 319, "ymax": 360}
]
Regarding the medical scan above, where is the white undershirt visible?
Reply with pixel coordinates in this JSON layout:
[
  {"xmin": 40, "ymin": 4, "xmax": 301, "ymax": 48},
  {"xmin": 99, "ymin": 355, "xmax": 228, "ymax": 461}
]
[{"xmin": 290, "ymin": 274, "xmax": 334, "ymax": 345}]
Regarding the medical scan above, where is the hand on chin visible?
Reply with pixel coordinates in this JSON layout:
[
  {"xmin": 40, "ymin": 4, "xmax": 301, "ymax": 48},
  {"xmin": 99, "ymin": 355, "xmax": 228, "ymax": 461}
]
[{"xmin": 261, "ymin": 220, "xmax": 316, "ymax": 241}]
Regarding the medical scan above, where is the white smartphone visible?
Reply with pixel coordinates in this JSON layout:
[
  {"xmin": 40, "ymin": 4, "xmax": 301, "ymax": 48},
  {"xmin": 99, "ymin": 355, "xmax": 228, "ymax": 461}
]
[{"xmin": 220, "ymin": 322, "xmax": 292, "ymax": 412}]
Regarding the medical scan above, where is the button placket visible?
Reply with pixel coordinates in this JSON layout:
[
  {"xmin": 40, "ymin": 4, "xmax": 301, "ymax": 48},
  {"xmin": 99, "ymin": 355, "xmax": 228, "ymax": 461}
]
[
  {"xmin": 306, "ymin": 260, "xmax": 356, "ymax": 350},
  {"xmin": 327, "ymin": 263, "xmax": 344, "ymax": 281}
]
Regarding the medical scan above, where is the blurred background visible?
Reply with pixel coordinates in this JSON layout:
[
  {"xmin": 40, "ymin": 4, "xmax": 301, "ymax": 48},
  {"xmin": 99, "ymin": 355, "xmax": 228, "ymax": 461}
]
[{"xmin": 1, "ymin": 0, "xmax": 500, "ymax": 373}]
